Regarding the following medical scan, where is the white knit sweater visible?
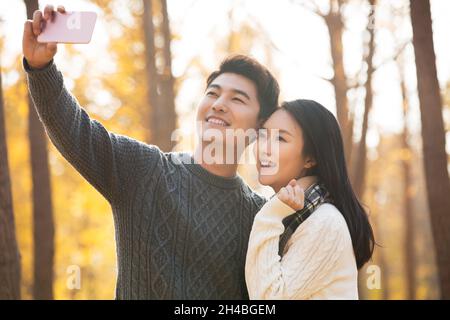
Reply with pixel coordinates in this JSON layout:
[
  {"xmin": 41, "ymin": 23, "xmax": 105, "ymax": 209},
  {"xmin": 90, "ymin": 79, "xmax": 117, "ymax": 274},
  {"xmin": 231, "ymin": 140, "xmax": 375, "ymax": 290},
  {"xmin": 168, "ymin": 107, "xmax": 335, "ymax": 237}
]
[{"xmin": 245, "ymin": 196, "xmax": 358, "ymax": 300}]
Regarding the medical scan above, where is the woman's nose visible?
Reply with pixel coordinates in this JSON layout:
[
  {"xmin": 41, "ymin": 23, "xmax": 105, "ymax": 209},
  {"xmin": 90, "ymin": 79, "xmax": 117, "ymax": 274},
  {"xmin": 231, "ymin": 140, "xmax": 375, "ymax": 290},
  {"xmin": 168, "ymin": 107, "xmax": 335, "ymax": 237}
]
[{"xmin": 258, "ymin": 137, "xmax": 272, "ymax": 157}]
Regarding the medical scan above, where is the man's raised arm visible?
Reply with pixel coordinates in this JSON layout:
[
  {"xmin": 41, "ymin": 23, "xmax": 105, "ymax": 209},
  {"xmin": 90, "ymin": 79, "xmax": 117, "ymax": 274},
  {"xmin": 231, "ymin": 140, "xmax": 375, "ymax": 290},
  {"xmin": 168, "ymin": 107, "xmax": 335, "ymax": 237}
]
[{"xmin": 23, "ymin": 5, "xmax": 162, "ymax": 204}]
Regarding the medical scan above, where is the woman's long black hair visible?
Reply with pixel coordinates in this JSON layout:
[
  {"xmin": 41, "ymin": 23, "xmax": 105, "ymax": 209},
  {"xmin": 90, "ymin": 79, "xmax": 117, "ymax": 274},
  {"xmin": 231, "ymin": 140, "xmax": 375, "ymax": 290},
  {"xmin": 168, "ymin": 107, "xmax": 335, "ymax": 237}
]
[{"xmin": 282, "ymin": 99, "xmax": 375, "ymax": 269}]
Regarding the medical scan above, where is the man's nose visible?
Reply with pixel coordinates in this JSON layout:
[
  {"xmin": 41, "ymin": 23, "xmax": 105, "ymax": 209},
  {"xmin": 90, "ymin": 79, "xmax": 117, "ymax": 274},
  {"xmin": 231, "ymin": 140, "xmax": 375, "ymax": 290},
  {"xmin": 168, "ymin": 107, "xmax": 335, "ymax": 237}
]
[{"xmin": 211, "ymin": 98, "xmax": 228, "ymax": 113}]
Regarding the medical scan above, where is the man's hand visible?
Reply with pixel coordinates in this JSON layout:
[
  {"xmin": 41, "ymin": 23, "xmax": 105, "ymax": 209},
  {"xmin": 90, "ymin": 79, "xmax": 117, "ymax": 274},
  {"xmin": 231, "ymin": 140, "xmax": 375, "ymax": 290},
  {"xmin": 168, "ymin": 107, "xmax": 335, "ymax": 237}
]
[
  {"xmin": 23, "ymin": 5, "xmax": 66, "ymax": 69},
  {"xmin": 277, "ymin": 179, "xmax": 305, "ymax": 211}
]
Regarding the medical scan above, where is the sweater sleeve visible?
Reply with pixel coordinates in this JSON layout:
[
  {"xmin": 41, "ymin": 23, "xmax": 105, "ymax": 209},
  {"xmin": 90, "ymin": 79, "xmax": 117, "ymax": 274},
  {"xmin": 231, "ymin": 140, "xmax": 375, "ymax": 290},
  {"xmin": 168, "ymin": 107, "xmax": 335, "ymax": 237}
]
[
  {"xmin": 24, "ymin": 58, "xmax": 163, "ymax": 205},
  {"xmin": 245, "ymin": 198, "xmax": 347, "ymax": 299}
]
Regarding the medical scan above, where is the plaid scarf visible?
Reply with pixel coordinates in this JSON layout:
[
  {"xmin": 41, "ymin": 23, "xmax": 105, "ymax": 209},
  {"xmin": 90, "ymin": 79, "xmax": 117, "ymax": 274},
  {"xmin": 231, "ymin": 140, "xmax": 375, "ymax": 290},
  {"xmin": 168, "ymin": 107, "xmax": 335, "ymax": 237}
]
[{"xmin": 278, "ymin": 182, "xmax": 332, "ymax": 257}]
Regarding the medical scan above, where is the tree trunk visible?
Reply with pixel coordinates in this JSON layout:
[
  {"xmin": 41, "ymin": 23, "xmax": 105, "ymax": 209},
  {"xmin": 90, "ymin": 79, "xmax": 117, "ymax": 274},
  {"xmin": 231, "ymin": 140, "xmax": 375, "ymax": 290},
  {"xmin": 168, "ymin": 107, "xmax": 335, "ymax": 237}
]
[
  {"xmin": 159, "ymin": 0, "xmax": 177, "ymax": 151},
  {"xmin": 323, "ymin": 0, "xmax": 352, "ymax": 163},
  {"xmin": 410, "ymin": 0, "xmax": 450, "ymax": 299},
  {"xmin": 351, "ymin": 0, "xmax": 376, "ymax": 198},
  {"xmin": 399, "ymin": 71, "xmax": 416, "ymax": 300},
  {"xmin": 0, "ymin": 62, "xmax": 22, "ymax": 300},
  {"xmin": 142, "ymin": 0, "xmax": 161, "ymax": 146},
  {"xmin": 24, "ymin": 0, "xmax": 55, "ymax": 300},
  {"xmin": 374, "ymin": 210, "xmax": 389, "ymax": 300},
  {"xmin": 378, "ymin": 246, "xmax": 389, "ymax": 300}
]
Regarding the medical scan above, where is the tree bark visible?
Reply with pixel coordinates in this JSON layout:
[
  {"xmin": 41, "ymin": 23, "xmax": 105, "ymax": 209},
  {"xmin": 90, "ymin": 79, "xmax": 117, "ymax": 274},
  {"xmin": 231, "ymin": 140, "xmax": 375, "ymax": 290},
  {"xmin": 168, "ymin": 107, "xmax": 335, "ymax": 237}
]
[
  {"xmin": 24, "ymin": 0, "xmax": 55, "ymax": 300},
  {"xmin": 323, "ymin": 0, "xmax": 353, "ymax": 163},
  {"xmin": 399, "ymin": 70, "xmax": 416, "ymax": 300},
  {"xmin": 374, "ymin": 208, "xmax": 389, "ymax": 300},
  {"xmin": 0, "ymin": 61, "xmax": 22, "ymax": 300},
  {"xmin": 142, "ymin": 0, "xmax": 161, "ymax": 146},
  {"xmin": 159, "ymin": 0, "xmax": 177, "ymax": 152},
  {"xmin": 351, "ymin": 0, "xmax": 376, "ymax": 198},
  {"xmin": 410, "ymin": 0, "xmax": 450, "ymax": 299}
]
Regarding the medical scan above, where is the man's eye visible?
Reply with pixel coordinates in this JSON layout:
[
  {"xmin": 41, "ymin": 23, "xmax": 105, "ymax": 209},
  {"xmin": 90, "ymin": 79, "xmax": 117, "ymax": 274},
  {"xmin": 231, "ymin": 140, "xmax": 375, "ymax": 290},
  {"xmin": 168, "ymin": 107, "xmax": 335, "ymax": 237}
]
[
  {"xmin": 276, "ymin": 136, "xmax": 286, "ymax": 142},
  {"xmin": 206, "ymin": 91, "xmax": 218, "ymax": 97},
  {"xmin": 233, "ymin": 97, "xmax": 244, "ymax": 103}
]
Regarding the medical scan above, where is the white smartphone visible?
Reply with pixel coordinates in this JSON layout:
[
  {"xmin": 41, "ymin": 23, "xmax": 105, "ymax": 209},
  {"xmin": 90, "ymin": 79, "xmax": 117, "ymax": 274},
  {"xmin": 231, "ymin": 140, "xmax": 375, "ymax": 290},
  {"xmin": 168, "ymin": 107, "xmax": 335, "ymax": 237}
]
[{"xmin": 37, "ymin": 11, "xmax": 97, "ymax": 44}]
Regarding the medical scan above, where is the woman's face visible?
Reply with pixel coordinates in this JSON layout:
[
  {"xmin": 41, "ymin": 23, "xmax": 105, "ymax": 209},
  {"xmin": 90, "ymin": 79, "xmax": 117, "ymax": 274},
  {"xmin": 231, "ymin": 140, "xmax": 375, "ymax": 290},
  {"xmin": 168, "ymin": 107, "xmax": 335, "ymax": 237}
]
[{"xmin": 254, "ymin": 109, "xmax": 315, "ymax": 193}]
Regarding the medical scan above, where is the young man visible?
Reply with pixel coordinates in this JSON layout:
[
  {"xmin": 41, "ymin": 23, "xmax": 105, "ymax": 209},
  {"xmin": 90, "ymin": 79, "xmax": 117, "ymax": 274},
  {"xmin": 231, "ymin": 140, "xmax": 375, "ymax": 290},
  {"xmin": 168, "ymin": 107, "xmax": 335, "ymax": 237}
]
[{"xmin": 23, "ymin": 5, "xmax": 279, "ymax": 299}]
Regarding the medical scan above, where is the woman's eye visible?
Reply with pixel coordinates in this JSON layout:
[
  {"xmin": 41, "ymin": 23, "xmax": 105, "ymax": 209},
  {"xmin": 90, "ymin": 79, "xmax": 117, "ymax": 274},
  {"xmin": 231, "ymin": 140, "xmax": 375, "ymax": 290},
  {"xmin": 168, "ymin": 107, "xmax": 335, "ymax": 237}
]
[
  {"xmin": 276, "ymin": 136, "xmax": 286, "ymax": 142},
  {"xmin": 206, "ymin": 91, "xmax": 218, "ymax": 97},
  {"xmin": 232, "ymin": 97, "xmax": 244, "ymax": 103}
]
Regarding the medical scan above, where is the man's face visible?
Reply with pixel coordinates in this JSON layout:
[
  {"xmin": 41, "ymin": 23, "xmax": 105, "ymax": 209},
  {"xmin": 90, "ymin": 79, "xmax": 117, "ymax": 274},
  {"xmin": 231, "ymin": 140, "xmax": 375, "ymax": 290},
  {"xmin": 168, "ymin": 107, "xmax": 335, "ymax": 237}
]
[{"xmin": 196, "ymin": 72, "xmax": 260, "ymax": 143}]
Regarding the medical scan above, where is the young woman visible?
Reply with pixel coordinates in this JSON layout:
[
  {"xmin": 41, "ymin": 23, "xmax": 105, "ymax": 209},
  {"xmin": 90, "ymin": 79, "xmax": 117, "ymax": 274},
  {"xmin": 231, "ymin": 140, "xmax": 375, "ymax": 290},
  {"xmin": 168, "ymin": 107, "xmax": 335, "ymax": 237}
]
[{"xmin": 245, "ymin": 99, "xmax": 375, "ymax": 299}]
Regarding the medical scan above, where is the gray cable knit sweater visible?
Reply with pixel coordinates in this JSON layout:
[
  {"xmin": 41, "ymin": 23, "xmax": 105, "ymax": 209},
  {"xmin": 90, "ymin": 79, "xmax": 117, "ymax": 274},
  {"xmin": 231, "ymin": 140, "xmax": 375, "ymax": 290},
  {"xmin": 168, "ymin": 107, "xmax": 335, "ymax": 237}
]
[{"xmin": 24, "ymin": 58, "xmax": 266, "ymax": 300}]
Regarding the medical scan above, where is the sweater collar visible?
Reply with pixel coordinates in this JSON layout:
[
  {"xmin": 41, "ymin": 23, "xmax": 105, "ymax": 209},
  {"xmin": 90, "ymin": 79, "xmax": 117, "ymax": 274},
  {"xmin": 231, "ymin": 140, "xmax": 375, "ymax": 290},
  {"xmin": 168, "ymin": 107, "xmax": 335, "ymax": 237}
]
[{"xmin": 179, "ymin": 153, "xmax": 244, "ymax": 189}]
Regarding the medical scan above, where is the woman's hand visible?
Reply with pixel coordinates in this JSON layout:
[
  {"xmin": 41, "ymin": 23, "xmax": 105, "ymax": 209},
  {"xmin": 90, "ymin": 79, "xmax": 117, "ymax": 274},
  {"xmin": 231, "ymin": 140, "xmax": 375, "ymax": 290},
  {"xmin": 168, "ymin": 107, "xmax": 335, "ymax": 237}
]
[
  {"xmin": 277, "ymin": 179, "xmax": 305, "ymax": 211},
  {"xmin": 23, "ymin": 5, "xmax": 66, "ymax": 69}
]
